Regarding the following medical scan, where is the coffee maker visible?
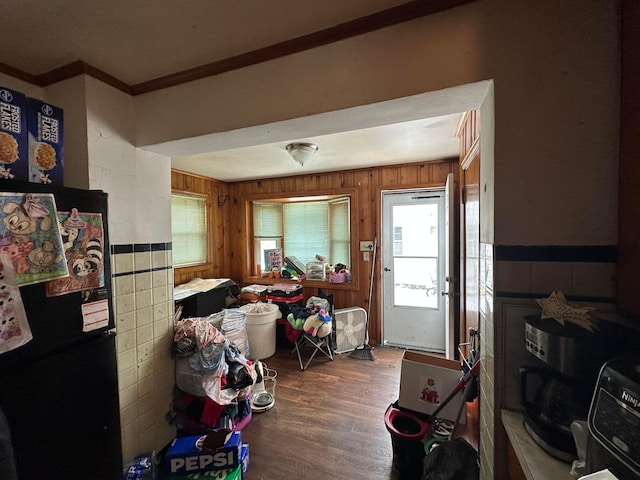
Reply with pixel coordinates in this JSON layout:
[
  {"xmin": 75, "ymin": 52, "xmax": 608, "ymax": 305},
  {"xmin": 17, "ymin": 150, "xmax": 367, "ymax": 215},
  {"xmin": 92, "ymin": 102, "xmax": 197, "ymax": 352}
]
[{"xmin": 519, "ymin": 315, "xmax": 609, "ymax": 462}]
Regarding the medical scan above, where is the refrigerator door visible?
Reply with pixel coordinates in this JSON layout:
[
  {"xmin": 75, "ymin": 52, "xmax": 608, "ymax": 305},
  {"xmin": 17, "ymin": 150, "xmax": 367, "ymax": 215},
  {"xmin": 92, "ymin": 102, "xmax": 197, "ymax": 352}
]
[
  {"xmin": 0, "ymin": 180, "xmax": 114, "ymax": 371},
  {"xmin": 0, "ymin": 332, "xmax": 122, "ymax": 480}
]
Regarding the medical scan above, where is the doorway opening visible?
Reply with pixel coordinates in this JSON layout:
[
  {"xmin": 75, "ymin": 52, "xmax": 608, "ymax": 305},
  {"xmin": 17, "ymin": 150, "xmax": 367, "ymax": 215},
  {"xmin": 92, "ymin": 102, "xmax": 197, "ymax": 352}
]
[{"xmin": 381, "ymin": 188, "xmax": 447, "ymax": 353}]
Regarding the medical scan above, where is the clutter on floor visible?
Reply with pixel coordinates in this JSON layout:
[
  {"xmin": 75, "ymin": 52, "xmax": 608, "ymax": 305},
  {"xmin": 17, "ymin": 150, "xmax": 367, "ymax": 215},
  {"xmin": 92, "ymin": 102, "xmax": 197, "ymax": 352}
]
[
  {"xmin": 385, "ymin": 339, "xmax": 480, "ymax": 480},
  {"xmin": 250, "ymin": 360, "xmax": 277, "ymax": 413},
  {"xmin": 239, "ymin": 302, "xmax": 279, "ymax": 360},
  {"xmin": 288, "ymin": 292, "xmax": 336, "ymax": 370},
  {"xmin": 157, "ymin": 306, "xmax": 255, "ymax": 479}
]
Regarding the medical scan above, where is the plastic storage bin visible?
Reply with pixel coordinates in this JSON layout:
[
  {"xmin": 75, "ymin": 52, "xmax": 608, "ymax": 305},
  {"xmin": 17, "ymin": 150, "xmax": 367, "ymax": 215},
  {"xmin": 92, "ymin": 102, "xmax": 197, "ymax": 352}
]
[{"xmin": 240, "ymin": 303, "xmax": 280, "ymax": 360}]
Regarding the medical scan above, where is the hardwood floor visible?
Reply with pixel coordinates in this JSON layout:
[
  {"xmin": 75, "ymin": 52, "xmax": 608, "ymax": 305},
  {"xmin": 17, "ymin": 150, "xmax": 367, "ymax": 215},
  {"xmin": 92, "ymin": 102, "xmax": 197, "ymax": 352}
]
[
  {"xmin": 241, "ymin": 343, "xmax": 478, "ymax": 480},
  {"xmin": 242, "ymin": 344, "xmax": 403, "ymax": 480}
]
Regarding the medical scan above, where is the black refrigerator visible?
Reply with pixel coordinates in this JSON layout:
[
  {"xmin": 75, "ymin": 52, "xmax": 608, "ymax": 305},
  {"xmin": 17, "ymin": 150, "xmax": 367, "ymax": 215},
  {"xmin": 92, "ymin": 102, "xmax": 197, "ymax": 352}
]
[{"xmin": 0, "ymin": 180, "xmax": 122, "ymax": 480}]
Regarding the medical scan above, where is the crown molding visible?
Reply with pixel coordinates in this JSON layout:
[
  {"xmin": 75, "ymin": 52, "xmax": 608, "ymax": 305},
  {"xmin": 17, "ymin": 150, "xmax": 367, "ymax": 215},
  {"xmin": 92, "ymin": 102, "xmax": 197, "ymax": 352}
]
[{"xmin": 1, "ymin": 0, "xmax": 477, "ymax": 96}]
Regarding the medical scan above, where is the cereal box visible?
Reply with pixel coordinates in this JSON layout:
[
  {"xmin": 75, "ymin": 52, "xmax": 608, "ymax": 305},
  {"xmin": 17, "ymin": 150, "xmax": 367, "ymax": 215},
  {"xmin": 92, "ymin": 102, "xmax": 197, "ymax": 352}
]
[
  {"xmin": 27, "ymin": 97, "xmax": 64, "ymax": 185},
  {"xmin": 0, "ymin": 86, "xmax": 28, "ymax": 181}
]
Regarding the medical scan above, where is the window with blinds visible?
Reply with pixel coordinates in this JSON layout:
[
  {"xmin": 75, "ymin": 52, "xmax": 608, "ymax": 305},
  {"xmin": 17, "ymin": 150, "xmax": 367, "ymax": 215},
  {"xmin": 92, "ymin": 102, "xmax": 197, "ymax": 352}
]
[
  {"xmin": 253, "ymin": 196, "xmax": 351, "ymax": 271},
  {"xmin": 171, "ymin": 193, "xmax": 208, "ymax": 267}
]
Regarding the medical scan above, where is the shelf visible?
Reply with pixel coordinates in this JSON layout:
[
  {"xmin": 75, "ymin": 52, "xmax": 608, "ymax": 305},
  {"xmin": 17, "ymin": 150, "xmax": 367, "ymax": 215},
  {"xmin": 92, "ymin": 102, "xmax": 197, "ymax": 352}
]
[{"xmin": 241, "ymin": 276, "xmax": 359, "ymax": 291}]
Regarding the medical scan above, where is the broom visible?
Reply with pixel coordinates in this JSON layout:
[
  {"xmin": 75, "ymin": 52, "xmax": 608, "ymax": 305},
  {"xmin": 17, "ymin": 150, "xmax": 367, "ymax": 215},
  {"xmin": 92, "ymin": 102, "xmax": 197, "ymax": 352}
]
[{"xmin": 350, "ymin": 237, "xmax": 376, "ymax": 361}]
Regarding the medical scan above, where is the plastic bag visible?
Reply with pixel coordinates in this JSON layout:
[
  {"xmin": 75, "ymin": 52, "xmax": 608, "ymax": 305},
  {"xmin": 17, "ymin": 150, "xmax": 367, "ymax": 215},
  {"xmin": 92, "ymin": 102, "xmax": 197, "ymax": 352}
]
[{"xmin": 422, "ymin": 438, "xmax": 479, "ymax": 480}]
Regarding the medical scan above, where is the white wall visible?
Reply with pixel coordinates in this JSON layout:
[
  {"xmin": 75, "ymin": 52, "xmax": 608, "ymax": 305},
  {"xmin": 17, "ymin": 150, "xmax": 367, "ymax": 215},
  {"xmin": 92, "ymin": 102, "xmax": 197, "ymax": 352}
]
[
  {"xmin": 85, "ymin": 77, "xmax": 171, "ymax": 245},
  {"xmin": 134, "ymin": 0, "xmax": 619, "ymax": 248}
]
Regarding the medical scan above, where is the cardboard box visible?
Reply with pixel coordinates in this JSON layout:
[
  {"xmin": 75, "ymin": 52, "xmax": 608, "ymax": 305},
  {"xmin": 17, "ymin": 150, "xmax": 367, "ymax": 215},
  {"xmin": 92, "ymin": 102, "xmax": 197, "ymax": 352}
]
[
  {"xmin": 27, "ymin": 97, "xmax": 64, "ymax": 185},
  {"xmin": 0, "ymin": 86, "xmax": 28, "ymax": 181},
  {"xmin": 169, "ymin": 464, "xmax": 241, "ymax": 480},
  {"xmin": 398, "ymin": 350, "xmax": 466, "ymax": 424},
  {"xmin": 169, "ymin": 442, "xmax": 248, "ymax": 480},
  {"xmin": 165, "ymin": 431, "xmax": 242, "ymax": 477}
]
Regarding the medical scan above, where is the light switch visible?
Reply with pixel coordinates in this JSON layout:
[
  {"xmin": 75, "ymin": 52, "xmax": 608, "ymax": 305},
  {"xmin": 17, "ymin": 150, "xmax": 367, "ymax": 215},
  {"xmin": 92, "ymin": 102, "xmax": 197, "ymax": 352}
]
[{"xmin": 360, "ymin": 241, "xmax": 374, "ymax": 251}]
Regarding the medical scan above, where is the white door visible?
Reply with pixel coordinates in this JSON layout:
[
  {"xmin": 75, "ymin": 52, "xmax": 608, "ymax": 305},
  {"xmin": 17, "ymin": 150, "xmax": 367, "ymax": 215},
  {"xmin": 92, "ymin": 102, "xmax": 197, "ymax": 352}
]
[{"xmin": 382, "ymin": 188, "xmax": 447, "ymax": 353}]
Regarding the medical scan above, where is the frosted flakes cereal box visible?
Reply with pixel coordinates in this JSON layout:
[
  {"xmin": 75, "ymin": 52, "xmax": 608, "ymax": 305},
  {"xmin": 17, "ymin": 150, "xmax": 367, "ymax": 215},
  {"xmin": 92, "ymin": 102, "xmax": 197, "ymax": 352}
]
[
  {"xmin": 0, "ymin": 86, "xmax": 28, "ymax": 181},
  {"xmin": 27, "ymin": 97, "xmax": 64, "ymax": 185}
]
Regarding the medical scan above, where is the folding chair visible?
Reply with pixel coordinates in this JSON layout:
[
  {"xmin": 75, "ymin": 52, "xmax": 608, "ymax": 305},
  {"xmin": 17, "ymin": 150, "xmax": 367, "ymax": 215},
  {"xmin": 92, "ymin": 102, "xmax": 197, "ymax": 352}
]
[
  {"xmin": 292, "ymin": 289, "xmax": 335, "ymax": 370},
  {"xmin": 293, "ymin": 331, "xmax": 334, "ymax": 370}
]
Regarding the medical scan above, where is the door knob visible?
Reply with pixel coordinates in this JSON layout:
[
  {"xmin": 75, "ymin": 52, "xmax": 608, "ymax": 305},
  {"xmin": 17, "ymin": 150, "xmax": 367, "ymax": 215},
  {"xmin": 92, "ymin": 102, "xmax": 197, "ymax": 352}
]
[
  {"xmin": 441, "ymin": 290, "xmax": 451, "ymax": 297},
  {"xmin": 384, "ymin": 267, "xmax": 391, "ymax": 272}
]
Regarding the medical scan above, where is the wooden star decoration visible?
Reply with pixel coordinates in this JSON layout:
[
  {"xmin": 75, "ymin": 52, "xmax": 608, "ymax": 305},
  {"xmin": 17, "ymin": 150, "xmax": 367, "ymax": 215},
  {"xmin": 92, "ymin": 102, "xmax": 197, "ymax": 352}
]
[
  {"xmin": 536, "ymin": 291, "xmax": 572, "ymax": 325},
  {"xmin": 536, "ymin": 290, "xmax": 598, "ymax": 331}
]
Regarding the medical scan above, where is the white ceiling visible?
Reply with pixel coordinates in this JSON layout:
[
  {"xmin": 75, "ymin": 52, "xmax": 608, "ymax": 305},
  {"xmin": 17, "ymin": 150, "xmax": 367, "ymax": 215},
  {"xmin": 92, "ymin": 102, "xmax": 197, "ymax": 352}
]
[{"xmin": 0, "ymin": 0, "xmax": 463, "ymax": 182}]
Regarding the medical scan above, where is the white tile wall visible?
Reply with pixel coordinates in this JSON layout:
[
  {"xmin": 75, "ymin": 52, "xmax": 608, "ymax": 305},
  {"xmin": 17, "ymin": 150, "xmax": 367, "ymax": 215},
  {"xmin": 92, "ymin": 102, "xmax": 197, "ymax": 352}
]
[
  {"xmin": 112, "ymin": 244, "xmax": 175, "ymax": 463},
  {"xmin": 495, "ymin": 259, "xmax": 616, "ymax": 299},
  {"xmin": 479, "ymin": 243, "xmax": 496, "ymax": 480}
]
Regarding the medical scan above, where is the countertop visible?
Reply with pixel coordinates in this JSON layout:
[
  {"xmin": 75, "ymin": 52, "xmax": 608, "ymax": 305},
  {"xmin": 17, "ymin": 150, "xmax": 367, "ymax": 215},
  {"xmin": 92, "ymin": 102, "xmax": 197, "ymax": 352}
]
[{"xmin": 502, "ymin": 409, "xmax": 575, "ymax": 480}]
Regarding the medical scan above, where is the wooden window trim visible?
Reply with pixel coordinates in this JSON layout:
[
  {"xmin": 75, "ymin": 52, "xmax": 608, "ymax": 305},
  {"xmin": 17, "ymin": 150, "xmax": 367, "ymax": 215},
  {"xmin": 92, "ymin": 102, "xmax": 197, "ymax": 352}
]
[
  {"xmin": 171, "ymin": 189, "xmax": 214, "ymax": 274},
  {"xmin": 241, "ymin": 187, "xmax": 360, "ymax": 291}
]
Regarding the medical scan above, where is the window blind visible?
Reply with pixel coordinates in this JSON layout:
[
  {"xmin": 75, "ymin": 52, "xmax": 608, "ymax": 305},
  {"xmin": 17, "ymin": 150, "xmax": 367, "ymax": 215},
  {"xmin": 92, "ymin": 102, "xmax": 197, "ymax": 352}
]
[
  {"xmin": 329, "ymin": 198, "xmax": 350, "ymax": 266},
  {"xmin": 253, "ymin": 202, "xmax": 283, "ymax": 237},
  {"xmin": 283, "ymin": 201, "xmax": 329, "ymax": 265},
  {"xmin": 171, "ymin": 194, "xmax": 207, "ymax": 266},
  {"xmin": 252, "ymin": 196, "xmax": 351, "ymax": 270}
]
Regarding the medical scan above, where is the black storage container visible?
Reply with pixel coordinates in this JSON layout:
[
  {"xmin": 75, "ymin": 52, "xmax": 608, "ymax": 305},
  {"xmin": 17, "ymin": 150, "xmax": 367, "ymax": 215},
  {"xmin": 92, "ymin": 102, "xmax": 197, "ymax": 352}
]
[{"xmin": 178, "ymin": 279, "xmax": 237, "ymax": 317}]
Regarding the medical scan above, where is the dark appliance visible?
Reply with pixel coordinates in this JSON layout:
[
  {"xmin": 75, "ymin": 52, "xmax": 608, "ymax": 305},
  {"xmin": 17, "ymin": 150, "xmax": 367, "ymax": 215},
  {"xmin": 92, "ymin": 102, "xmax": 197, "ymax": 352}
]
[
  {"xmin": 519, "ymin": 315, "xmax": 609, "ymax": 462},
  {"xmin": 0, "ymin": 180, "xmax": 121, "ymax": 480},
  {"xmin": 176, "ymin": 279, "xmax": 237, "ymax": 318},
  {"xmin": 586, "ymin": 355, "xmax": 640, "ymax": 480}
]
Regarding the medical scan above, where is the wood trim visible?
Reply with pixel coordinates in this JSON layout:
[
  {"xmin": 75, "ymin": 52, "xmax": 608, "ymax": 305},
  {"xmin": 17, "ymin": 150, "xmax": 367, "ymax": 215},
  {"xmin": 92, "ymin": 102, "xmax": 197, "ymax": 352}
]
[
  {"xmin": 0, "ymin": 62, "xmax": 38, "ymax": 84},
  {"xmin": 460, "ymin": 137, "xmax": 480, "ymax": 170},
  {"xmin": 171, "ymin": 189, "xmax": 214, "ymax": 273},
  {"xmin": 131, "ymin": 0, "xmax": 478, "ymax": 94},
  {"xmin": 37, "ymin": 61, "xmax": 133, "ymax": 94},
  {"xmin": 239, "ymin": 187, "xmax": 361, "ymax": 292},
  {"xmin": 1, "ymin": 0, "xmax": 478, "ymax": 95}
]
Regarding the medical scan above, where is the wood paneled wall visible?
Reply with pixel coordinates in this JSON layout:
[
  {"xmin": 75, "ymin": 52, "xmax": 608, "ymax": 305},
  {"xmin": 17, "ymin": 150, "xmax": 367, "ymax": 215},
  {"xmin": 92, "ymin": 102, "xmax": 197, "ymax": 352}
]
[
  {"xmin": 226, "ymin": 160, "xmax": 459, "ymax": 345},
  {"xmin": 172, "ymin": 160, "xmax": 459, "ymax": 344}
]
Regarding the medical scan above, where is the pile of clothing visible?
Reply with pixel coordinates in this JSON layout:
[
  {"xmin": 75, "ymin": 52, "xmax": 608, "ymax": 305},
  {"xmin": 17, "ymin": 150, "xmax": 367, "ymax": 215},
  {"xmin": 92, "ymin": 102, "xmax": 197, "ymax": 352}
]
[{"xmin": 168, "ymin": 312, "xmax": 257, "ymax": 436}]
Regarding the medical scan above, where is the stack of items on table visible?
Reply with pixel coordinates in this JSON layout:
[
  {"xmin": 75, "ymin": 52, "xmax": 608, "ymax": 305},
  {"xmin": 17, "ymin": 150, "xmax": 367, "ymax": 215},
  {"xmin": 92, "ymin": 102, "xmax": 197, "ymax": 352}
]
[
  {"xmin": 168, "ymin": 309, "xmax": 256, "ymax": 442},
  {"xmin": 263, "ymin": 283, "xmax": 305, "ymax": 345},
  {"xmin": 238, "ymin": 284, "xmax": 267, "ymax": 305}
]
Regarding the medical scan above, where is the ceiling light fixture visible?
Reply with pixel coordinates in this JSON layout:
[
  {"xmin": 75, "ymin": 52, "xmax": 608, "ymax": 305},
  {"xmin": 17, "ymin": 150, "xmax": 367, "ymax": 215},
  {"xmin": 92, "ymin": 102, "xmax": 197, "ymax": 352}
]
[{"xmin": 286, "ymin": 142, "xmax": 318, "ymax": 167}]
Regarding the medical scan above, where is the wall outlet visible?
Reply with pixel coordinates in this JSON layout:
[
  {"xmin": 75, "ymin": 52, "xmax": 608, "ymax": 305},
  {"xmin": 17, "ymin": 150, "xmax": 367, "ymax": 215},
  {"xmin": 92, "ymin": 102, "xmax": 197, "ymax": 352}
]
[{"xmin": 360, "ymin": 241, "xmax": 374, "ymax": 251}]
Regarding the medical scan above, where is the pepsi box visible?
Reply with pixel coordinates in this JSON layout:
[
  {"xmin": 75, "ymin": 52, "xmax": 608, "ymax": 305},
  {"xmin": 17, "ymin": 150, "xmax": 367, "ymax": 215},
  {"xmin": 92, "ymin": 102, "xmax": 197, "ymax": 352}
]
[
  {"xmin": 169, "ymin": 443, "xmax": 249, "ymax": 480},
  {"xmin": 0, "ymin": 86, "xmax": 28, "ymax": 181},
  {"xmin": 165, "ymin": 431, "xmax": 242, "ymax": 477},
  {"xmin": 27, "ymin": 97, "xmax": 64, "ymax": 185}
]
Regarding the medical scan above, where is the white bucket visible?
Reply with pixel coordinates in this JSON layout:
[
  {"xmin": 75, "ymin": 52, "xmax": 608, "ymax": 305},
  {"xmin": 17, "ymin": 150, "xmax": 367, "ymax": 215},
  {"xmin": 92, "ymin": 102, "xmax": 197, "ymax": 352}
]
[{"xmin": 240, "ymin": 303, "xmax": 279, "ymax": 360}]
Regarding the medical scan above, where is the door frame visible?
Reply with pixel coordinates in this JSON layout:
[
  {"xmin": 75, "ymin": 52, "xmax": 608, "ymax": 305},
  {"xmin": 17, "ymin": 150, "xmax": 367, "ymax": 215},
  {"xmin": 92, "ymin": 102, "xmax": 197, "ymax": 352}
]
[
  {"xmin": 380, "ymin": 187, "xmax": 447, "ymax": 352},
  {"xmin": 374, "ymin": 177, "xmax": 461, "ymax": 356}
]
